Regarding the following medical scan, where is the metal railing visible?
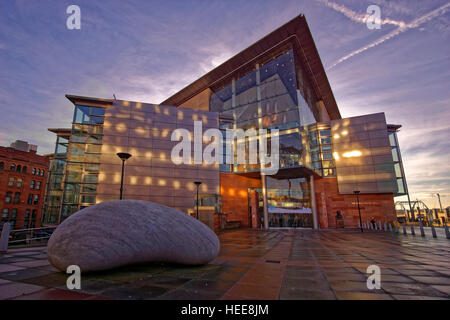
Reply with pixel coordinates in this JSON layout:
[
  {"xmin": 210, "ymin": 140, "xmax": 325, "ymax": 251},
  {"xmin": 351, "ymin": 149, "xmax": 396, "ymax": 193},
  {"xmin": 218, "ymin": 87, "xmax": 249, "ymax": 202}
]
[
  {"xmin": 358, "ymin": 219, "xmax": 450, "ymax": 239},
  {"xmin": 0, "ymin": 222, "xmax": 56, "ymax": 253}
]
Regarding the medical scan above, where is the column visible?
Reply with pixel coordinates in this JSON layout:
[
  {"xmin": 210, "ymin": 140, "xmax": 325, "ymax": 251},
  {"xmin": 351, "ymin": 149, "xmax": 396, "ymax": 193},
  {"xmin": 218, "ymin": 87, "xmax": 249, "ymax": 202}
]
[{"xmin": 310, "ymin": 175, "xmax": 319, "ymax": 230}]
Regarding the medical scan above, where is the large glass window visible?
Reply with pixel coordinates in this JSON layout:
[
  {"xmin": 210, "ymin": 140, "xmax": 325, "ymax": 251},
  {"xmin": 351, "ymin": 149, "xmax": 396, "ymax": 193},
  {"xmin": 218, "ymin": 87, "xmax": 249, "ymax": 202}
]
[
  {"xmin": 73, "ymin": 105, "xmax": 105, "ymax": 125},
  {"xmin": 266, "ymin": 177, "xmax": 312, "ymax": 228}
]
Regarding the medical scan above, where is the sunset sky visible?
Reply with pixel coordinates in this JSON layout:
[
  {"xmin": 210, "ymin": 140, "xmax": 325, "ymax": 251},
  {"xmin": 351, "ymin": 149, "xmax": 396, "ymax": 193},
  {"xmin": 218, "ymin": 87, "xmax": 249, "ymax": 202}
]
[{"xmin": 0, "ymin": 0, "xmax": 449, "ymax": 208}]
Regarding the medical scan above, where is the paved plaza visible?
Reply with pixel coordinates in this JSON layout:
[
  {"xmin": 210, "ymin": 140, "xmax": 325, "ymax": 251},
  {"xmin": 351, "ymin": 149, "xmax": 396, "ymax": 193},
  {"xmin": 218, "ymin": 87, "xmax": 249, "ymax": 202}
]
[{"xmin": 0, "ymin": 229, "xmax": 449, "ymax": 300}]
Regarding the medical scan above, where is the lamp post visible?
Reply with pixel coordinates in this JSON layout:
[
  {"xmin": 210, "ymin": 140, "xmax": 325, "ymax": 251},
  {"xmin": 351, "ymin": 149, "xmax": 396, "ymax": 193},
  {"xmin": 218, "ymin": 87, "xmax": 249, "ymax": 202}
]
[
  {"xmin": 354, "ymin": 191, "xmax": 363, "ymax": 233},
  {"xmin": 194, "ymin": 181, "xmax": 202, "ymax": 220},
  {"xmin": 117, "ymin": 152, "xmax": 132, "ymax": 200}
]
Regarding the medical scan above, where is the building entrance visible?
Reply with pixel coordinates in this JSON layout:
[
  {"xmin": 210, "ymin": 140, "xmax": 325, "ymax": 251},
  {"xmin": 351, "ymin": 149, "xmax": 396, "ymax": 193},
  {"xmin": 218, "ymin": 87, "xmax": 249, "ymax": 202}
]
[{"xmin": 249, "ymin": 177, "xmax": 313, "ymax": 229}]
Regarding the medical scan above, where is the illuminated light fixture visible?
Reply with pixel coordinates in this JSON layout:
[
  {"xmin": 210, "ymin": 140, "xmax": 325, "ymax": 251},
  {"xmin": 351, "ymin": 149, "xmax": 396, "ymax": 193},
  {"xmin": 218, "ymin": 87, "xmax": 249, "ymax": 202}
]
[
  {"xmin": 333, "ymin": 134, "xmax": 340, "ymax": 139},
  {"xmin": 333, "ymin": 152, "xmax": 340, "ymax": 160},
  {"xmin": 341, "ymin": 130, "xmax": 348, "ymax": 136},
  {"xmin": 343, "ymin": 150, "xmax": 362, "ymax": 158}
]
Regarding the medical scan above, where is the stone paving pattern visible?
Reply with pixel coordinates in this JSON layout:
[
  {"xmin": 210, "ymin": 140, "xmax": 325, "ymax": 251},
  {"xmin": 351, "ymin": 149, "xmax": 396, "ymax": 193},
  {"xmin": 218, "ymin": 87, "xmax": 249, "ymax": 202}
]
[{"xmin": 0, "ymin": 229, "xmax": 449, "ymax": 300}]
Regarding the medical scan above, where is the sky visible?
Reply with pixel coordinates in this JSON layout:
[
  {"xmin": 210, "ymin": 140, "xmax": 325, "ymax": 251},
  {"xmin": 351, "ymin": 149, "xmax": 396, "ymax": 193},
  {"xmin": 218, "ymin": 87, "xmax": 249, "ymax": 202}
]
[{"xmin": 0, "ymin": 0, "xmax": 449, "ymax": 208}]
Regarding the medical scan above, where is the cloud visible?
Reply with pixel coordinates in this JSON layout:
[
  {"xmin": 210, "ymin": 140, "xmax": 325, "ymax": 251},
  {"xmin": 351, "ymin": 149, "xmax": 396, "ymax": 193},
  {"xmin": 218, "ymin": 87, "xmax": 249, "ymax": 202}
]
[
  {"xmin": 316, "ymin": 0, "xmax": 407, "ymax": 27},
  {"xmin": 323, "ymin": 1, "xmax": 450, "ymax": 69}
]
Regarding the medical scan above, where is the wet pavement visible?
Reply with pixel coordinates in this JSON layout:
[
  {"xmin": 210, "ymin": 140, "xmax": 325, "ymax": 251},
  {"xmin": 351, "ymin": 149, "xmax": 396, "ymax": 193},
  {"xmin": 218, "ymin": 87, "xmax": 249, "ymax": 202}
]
[{"xmin": 0, "ymin": 229, "xmax": 449, "ymax": 300}]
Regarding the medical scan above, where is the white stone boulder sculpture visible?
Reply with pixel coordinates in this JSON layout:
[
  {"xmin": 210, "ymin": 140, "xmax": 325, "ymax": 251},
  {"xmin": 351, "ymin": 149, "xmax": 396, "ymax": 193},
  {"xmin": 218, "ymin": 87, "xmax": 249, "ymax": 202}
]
[{"xmin": 47, "ymin": 200, "xmax": 220, "ymax": 272}]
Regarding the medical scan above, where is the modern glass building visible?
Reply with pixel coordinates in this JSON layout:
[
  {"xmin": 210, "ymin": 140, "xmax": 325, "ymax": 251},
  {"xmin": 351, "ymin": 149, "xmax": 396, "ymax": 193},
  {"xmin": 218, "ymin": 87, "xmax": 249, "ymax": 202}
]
[{"xmin": 43, "ymin": 15, "xmax": 406, "ymax": 230}]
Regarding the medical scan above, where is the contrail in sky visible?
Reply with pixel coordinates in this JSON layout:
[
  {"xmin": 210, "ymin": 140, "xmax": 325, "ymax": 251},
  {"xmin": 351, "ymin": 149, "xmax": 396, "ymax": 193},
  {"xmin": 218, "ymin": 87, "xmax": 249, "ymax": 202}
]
[{"xmin": 319, "ymin": 1, "xmax": 450, "ymax": 70}]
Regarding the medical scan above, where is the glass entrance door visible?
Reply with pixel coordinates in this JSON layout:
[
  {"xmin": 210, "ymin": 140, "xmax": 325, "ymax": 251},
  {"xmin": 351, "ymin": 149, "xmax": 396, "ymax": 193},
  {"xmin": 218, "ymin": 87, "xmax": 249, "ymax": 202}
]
[{"xmin": 266, "ymin": 177, "xmax": 313, "ymax": 228}]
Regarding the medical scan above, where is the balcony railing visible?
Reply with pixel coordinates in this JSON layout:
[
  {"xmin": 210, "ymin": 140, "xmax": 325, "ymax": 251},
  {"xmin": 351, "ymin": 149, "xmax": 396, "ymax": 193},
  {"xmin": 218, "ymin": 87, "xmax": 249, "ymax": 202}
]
[{"xmin": 0, "ymin": 223, "xmax": 56, "ymax": 253}]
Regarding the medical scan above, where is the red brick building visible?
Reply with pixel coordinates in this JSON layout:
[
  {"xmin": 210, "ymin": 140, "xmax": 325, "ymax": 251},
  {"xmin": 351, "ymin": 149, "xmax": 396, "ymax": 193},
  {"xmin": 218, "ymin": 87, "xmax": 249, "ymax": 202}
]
[{"xmin": 0, "ymin": 141, "xmax": 49, "ymax": 230}]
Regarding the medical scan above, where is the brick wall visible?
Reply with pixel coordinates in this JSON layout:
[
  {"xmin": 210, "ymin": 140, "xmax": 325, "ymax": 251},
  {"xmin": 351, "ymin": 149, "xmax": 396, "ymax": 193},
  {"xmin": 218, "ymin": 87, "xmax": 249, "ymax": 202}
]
[
  {"xmin": 220, "ymin": 173, "xmax": 261, "ymax": 227},
  {"xmin": 0, "ymin": 147, "xmax": 49, "ymax": 229},
  {"xmin": 314, "ymin": 177, "xmax": 396, "ymax": 229}
]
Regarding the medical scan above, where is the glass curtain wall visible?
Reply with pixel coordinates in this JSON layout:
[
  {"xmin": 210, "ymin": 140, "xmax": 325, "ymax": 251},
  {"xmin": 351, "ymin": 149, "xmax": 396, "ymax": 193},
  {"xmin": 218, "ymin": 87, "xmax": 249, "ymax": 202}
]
[
  {"xmin": 42, "ymin": 135, "xmax": 69, "ymax": 225},
  {"xmin": 210, "ymin": 48, "xmax": 322, "ymax": 228},
  {"xmin": 60, "ymin": 105, "xmax": 105, "ymax": 222},
  {"xmin": 389, "ymin": 131, "xmax": 407, "ymax": 196},
  {"xmin": 308, "ymin": 125, "xmax": 336, "ymax": 177},
  {"xmin": 210, "ymin": 49, "xmax": 318, "ymax": 173}
]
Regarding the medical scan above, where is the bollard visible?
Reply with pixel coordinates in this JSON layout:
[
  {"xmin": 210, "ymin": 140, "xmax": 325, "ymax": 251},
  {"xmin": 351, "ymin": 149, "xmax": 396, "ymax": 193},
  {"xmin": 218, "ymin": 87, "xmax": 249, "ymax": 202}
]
[
  {"xmin": 444, "ymin": 222, "xmax": 450, "ymax": 239},
  {"xmin": 0, "ymin": 223, "xmax": 11, "ymax": 253},
  {"xmin": 419, "ymin": 221, "xmax": 425, "ymax": 237},
  {"xmin": 384, "ymin": 222, "xmax": 387, "ymax": 232},
  {"xmin": 403, "ymin": 224, "xmax": 407, "ymax": 235},
  {"xmin": 411, "ymin": 224, "xmax": 415, "ymax": 236},
  {"xmin": 378, "ymin": 221, "xmax": 382, "ymax": 231},
  {"xmin": 430, "ymin": 223, "xmax": 437, "ymax": 238},
  {"xmin": 388, "ymin": 223, "xmax": 393, "ymax": 232}
]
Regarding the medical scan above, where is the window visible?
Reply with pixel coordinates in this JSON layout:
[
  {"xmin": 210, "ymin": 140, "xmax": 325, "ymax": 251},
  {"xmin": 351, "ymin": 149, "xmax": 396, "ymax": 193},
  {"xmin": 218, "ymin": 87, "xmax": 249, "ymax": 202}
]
[
  {"xmin": 5, "ymin": 192, "xmax": 12, "ymax": 204},
  {"xmin": 30, "ymin": 180, "xmax": 35, "ymax": 189},
  {"xmin": 10, "ymin": 209, "xmax": 17, "ymax": 229},
  {"xmin": 83, "ymin": 174, "xmax": 98, "ymax": 183},
  {"xmin": 22, "ymin": 166, "xmax": 27, "ymax": 173},
  {"xmin": 37, "ymin": 169, "xmax": 41, "ymax": 176},
  {"xmin": 24, "ymin": 209, "xmax": 30, "ymax": 228},
  {"xmin": 73, "ymin": 105, "xmax": 105, "ymax": 125},
  {"xmin": 10, "ymin": 164, "xmax": 15, "ymax": 171},
  {"xmin": 16, "ymin": 165, "xmax": 21, "ymax": 172},
  {"xmin": 2, "ymin": 209, "xmax": 8, "ymax": 222},
  {"xmin": 32, "ymin": 168, "xmax": 36, "ymax": 175},
  {"xmin": 30, "ymin": 210, "xmax": 37, "ymax": 228},
  {"xmin": 8, "ymin": 177, "xmax": 15, "ymax": 187},
  {"xmin": 13, "ymin": 192, "xmax": 20, "ymax": 204},
  {"xmin": 17, "ymin": 178, "xmax": 23, "ymax": 188},
  {"xmin": 27, "ymin": 194, "xmax": 33, "ymax": 205},
  {"xmin": 0, "ymin": 162, "xmax": 4, "ymax": 170},
  {"xmin": 36, "ymin": 181, "xmax": 41, "ymax": 190},
  {"xmin": 40, "ymin": 169, "xmax": 44, "ymax": 176},
  {"xmin": 33, "ymin": 195, "xmax": 39, "ymax": 205},
  {"xmin": 81, "ymin": 195, "xmax": 96, "ymax": 204}
]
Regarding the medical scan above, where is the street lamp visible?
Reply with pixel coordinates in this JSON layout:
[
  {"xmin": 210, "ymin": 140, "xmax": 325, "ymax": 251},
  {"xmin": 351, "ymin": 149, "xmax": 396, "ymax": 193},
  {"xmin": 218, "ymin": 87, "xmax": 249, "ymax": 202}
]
[
  {"xmin": 117, "ymin": 152, "xmax": 132, "ymax": 200},
  {"xmin": 354, "ymin": 190, "xmax": 363, "ymax": 233},
  {"xmin": 194, "ymin": 181, "xmax": 202, "ymax": 220}
]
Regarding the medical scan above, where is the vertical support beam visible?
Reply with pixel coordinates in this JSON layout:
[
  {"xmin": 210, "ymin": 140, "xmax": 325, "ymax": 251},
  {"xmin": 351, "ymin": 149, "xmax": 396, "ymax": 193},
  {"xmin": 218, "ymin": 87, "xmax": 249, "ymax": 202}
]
[
  {"xmin": 430, "ymin": 223, "xmax": 437, "ymax": 238},
  {"xmin": 393, "ymin": 131, "xmax": 414, "ymax": 220},
  {"xmin": 261, "ymin": 174, "xmax": 269, "ymax": 230},
  {"xmin": 255, "ymin": 63, "xmax": 269, "ymax": 230},
  {"xmin": 419, "ymin": 220, "xmax": 425, "ymax": 237},
  {"xmin": 310, "ymin": 175, "xmax": 319, "ymax": 230},
  {"xmin": 444, "ymin": 221, "xmax": 450, "ymax": 239}
]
